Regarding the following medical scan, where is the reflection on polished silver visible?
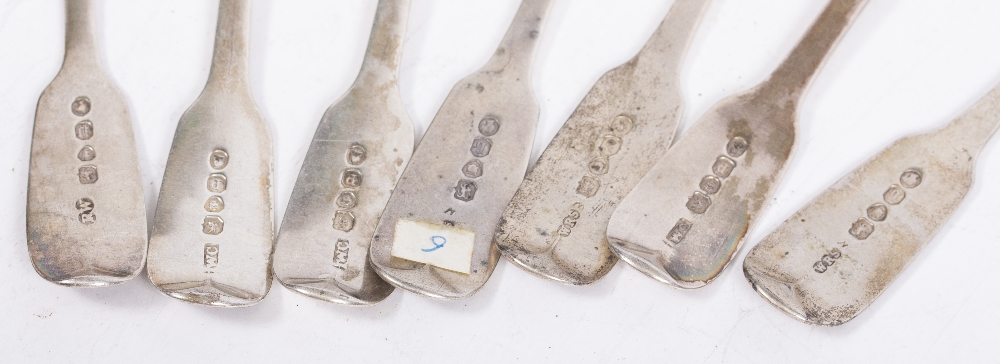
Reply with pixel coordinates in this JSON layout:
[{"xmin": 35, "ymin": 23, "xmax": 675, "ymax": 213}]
[
  {"xmin": 607, "ymin": 0, "xmax": 870, "ymax": 289},
  {"xmin": 743, "ymin": 82, "xmax": 1000, "ymax": 326},
  {"xmin": 273, "ymin": 0, "xmax": 414, "ymax": 306},
  {"xmin": 370, "ymin": 0, "xmax": 552, "ymax": 300},
  {"xmin": 147, "ymin": 0, "xmax": 274, "ymax": 307},
  {"xmin": 495, "ymin": 0, "xmax": 711, "ymax": 285},
  {"xmin": 26, "ymin": 0, "xmax": 147, "ymax": 287}
]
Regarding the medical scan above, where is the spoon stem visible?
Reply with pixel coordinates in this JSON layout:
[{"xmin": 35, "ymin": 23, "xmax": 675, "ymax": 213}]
[
  {"xmin": 939, "ymin": 83, "xmax": 1000, "ymax": 154},
  {"xmin": 637, "ymin": 0, "xmax": 711, "ymax": 74},
  {"xmin": 64, "ymin": 0, "xmax": 99, "ymax": 67},
  {"xmin": 761, "ymin": 0, "xmax": 868, "ymax": 101},
  {"xmin": 485, "ymin": 0, "xmax": 552, "ymax": 77},
  {"xmin": 358, "ymin": 0, "xmax": 410, "ymax": 81},
  {"xmin": 206, "ymin": 0, "xmax": 251, "ymax": 92}
]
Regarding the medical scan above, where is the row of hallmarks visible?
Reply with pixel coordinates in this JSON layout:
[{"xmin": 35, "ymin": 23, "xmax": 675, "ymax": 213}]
[
  {"xmin": 332, "ymin": 144, "xmax": 366, "ymax": 234},
  {"xmin": 453, "ymin": 117, "xmax": 500, "ymax": 202},
  {"xmin": 664, "ymin": 135, "xmax": 750, "ymax": 245},
  {"xmin": 202, "ymin": 150, "xmax": 230, "ymax": 272},
  {"xmin": 330, "ymin": 143, "xmax": 369, "ymax": 271},
  {"xmin": 575, "ymin": 115, "xmax": 634, "ymax": 198},
  {"xmin": 812, "ymin": 168, "xmax": 924, "ymax": 273},
  {"xmin": 71, "ymin": 96, "xmax": 98, "ymax": 225}
]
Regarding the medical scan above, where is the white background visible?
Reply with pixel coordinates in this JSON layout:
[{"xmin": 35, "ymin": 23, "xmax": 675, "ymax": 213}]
[{"xmin": 2, "ymin": 0, "xmax": 999, "ymax": 362}]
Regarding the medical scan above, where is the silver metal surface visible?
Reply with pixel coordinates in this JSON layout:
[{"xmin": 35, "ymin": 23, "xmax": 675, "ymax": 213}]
[
  {"xmin": 273, "ymin": 0, "xmax": 413, "ymax": 306},
  {"xmin": 369, "ymin": 0, "xmax": 552, "ymax": 300},
  {"xmin": 743, "ymin": 83, "xmax": 1000, "ymax": 326},
  {"xmin": 607, "ymin": 0, "xmax": 869, "ymax": 289},
  {"xmin": 147, "ymin": 0, "xmax": 274, "ymax": 307},
  {"xmin": 26, "ymin": 0, "xmax": 147, "ymax": 287},
  {"xmin": 495, "ymin": 0, "xmax": 710, "ymax": 285}
]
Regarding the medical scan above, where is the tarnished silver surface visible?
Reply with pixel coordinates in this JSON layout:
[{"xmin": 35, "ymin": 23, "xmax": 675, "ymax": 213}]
[
  {"xmin": 607, "ymin": 0, "xmax": 869, "ymax": 289},
  {"xmin": 495, "ymin": 0, "xmax": 710, "ymax": 286},
  {"xmin": 273, "ymin": 0, "xmax": 413, "ymax": 306},
  {"xmin": 370, "ymin": 0, "xmax": 551, "ymax": 300},
  {"xmin": 147, "ymin": 0, "xmax": 274, "ymax": 307},
  {"xmin": 743, "ymin": 83, "xmax": 1000, "ymax": 326},
  {"xmin": 26, "ymin": 0, "xmax": 148, "ymax": 287}
]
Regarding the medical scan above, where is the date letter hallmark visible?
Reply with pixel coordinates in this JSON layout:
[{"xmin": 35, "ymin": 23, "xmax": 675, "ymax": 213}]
[
  {"xmin": 202, "ymin": 216, "xmax": 224, "ymax": 235},
  {"xmin": 204, "ymin": 244, "xmax": 219, "ymax": 270},
  {"xmin": 75, "ymin": 198, "xmax": 96, "ymax": 225},
  {"xmin": 333, "ymin": 211, "xmax": 356, "ymax": 232},
  {"xmin": 683, "ymin": 136, "xmax": 749, "ymax": 215},
  {"xmin": 454, "ymin": 117, "xmax": 500, "ymax": 201},
  {"xmin": 574, "ymin": 115, "xmax": 635, "ymax": 198},
  {"xmin": 332, "ymin": 239, "xmax": 350, "ymax": 270},
  {"xmin": 341, "ymin": 169, "xmax": 363, "ymax": 189},
  {"xmin": 454, "ymin": 179, "xmax": 478, "ymax": 202},
  {"xmin": 78, "ymin": 165, "xmax": 99, "ymax": 184}
]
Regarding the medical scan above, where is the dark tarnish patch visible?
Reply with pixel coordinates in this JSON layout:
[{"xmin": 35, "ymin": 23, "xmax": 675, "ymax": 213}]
[
  {"xmin": 813, "ymin": 303, "xmax": 861, "ymax": 326},
  {"xmin": 367, "ymin": 17, "xmax": 403, "ymax": 70},
  {"xmin": 726, "ymin": 118, "xmax": 753, "ymax": 150},
  {"xmin": 749, "ymin": 175, "xmax": 774, "ymax": 215}
]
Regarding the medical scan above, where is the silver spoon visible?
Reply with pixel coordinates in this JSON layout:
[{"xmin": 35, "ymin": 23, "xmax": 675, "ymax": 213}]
[
  {"xmin": 369, "ymin": 0, "xmax": 552, "ymax": 300},
  {"xmin": 607, "ymin": 0, "xmax": 869, "ymax": 289},
  {"xmin": 494, "ymin": 0, "xmax": 711, "ymax": 286},
  {"xmin": 273, "ymin": 0, "xmax": 414, "ymax": 306},
  {"xmin": 743, "ymin": 82, "xmax": 1000, "ymax": 326},
  {"xmin": 26, "ymin": 0, "xmax": 147, "ymax": 287},
  {"xmin": 147, "ymin": 0, "xmax": 274, "ymax": 307}
]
